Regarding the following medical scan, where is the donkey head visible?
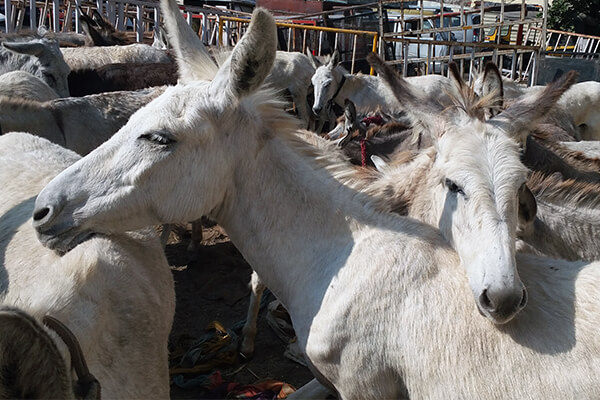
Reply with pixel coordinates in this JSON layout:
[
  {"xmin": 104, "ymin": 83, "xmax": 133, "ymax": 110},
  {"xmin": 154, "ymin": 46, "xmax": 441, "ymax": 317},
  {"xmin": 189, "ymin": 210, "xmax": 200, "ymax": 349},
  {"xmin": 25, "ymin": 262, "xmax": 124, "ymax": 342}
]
[
  {"xmin": 368, "ymin": 55, "xmax": 575, "ymax": 324},
  {"xmin": 311, "ymin": 49, "xmax": 344, "ymax": 116},
  {"xmin": 78, "ymin": 7, "xmax": 131, "ymax": 46},
  {"xmin": 32, "ymin": 0, "xmax": 279, "ymax": 253},
  {"xmin": 2, "ymin": 37, "xmax": 71, "ymax": 97}
]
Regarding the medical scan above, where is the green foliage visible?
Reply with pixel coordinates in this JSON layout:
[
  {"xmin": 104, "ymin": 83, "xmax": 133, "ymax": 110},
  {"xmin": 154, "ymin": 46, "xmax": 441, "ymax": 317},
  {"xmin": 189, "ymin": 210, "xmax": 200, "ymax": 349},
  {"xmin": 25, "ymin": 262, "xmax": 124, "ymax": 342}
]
[{"xmin": 547, "ymin": 0, "xmax": 600, "ymax": 34}]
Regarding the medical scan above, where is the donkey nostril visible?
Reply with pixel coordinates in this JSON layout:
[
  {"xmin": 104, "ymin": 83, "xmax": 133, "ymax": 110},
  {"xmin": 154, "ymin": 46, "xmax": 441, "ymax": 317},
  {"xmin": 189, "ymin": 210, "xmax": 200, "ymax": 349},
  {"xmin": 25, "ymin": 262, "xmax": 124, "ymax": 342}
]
[
  {"xmin": 519, "ymin": 288, "xmax": 528, "ymax": 309},
  {"xmin": 33, "ymin": 207, "xmax": 51, "ymax": 222},
  {"xmin": 479, "ymin": 289, "xmax": 493, "ymax": 311}
]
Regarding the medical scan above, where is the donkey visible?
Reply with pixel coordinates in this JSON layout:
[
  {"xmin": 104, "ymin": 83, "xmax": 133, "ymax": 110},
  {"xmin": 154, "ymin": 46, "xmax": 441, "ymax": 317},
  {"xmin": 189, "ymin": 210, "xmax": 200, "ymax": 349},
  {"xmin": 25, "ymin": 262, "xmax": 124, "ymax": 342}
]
[
  {"xmin": 61, "ymin": 43, "xmax": 172, "ymax": 71},
  {"xmin": 309, "ymin": 50, "xmax": 459, "ymax": 121},
  {"xmin": 522, "ymin": 133, "xmax": 600, "ymax": 183},
  {"xmin": 78, "ymin": 6, "xmax": 134, "ymax": 47},
  {"xmin": 68, "ymin": 62, "xmax": 177, "ymax": 96},
  {"xmin": 0, "ymin": 70, "xmax": 59, "ymax": 101},
  {"xmin": 31, "ymin": 4, "xmax": 600, "ymax": 398},
  {"xmin": 560, "ymin": 140, "xmax": 600, "ymax": 159},
  {"xmin": 0, "ymin": 86, "xmax": 165, "ymax": 155},
  {"xmin": 0, "ymin": 36, "xmax": 71, "ymax": 97},
  {"xmin": 516, "ymin": 171, "xmax": 600, "ymax": 261},
  {"xmin": 363, "ymin": 55, "xmax": 579, "ymax": 317},
  {"xmin": 474, "ymin": 74, "xmax": 600, "ymax": 141},
  {"xmin": 330, "ymin": 99, "xmax": 428, "ymax": 167},
  {"xmin": 561, "ymin": 81, "xmax": 600, "ymax": 140},
  {"xmin": 0, "ymin": 132, "xmax": 175, "ymax": 399},
  {"xmin": 0, "ymin": 306, "xmax": 100, "ymax": 399}
]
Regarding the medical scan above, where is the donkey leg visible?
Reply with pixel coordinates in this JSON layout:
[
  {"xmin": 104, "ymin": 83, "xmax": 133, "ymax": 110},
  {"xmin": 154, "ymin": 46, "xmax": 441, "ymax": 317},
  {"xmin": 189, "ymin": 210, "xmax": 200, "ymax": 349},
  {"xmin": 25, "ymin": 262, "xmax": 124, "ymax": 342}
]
[
  {"xmin": 160, "ymin": 224, "xmax": 172, "ymax": 249},
  {"xmin": 186, "ymin": 219, "xmax": 203, "ymax": 253},
  {"xmin": 240, "ymin": 271, "xmax": 266, "ymax": 358}
]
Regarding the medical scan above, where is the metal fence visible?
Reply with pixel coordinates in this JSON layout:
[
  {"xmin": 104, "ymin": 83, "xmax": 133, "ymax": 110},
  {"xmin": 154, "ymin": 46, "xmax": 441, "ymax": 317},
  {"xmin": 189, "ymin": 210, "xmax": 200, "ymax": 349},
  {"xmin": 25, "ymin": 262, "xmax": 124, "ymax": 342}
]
[{"xmin": 3, "ymin": 0, "xmax": 599, "ymax": 85}]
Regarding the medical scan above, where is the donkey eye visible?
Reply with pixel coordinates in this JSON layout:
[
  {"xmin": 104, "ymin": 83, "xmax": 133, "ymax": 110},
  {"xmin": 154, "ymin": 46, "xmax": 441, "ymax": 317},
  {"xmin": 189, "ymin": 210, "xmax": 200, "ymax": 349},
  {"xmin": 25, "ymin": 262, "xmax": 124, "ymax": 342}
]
[
  {"xmin": 445, "ymin": 178, "xmax": 465, "ymax": 195},
  {"xmin": 41, "ymin": 71, "xmax": 57, "ymax": 85},
  {"xmin": 138, "ymin": 132, "xmax": 175, "ymax": 146}
]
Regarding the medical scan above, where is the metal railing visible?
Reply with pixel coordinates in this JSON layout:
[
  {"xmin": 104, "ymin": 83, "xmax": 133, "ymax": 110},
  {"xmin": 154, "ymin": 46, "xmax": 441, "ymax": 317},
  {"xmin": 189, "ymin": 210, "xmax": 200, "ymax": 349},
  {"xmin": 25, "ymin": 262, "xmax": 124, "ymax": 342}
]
[
  {"xmin": 541, "ymin": 28, "xmax": 600, "ymax": 59},
  {"xmin": 377, "ymin": 0, "xmax": 546, "ymax": 84},
  {"xmin": 217, "ymin": 16, "xmax": 378, "ymax": 74},
  {"xmin": 5, "ymin": 0, "xmax": 581, "ymax": 86}
]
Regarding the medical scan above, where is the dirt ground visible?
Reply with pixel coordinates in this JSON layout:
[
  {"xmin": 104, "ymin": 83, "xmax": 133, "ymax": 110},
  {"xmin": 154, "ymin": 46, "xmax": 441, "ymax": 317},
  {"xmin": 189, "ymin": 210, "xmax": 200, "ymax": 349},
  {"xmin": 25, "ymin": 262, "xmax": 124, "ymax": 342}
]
[{"xmin": 164, "ymin": 223, "xmax": 314, "ymax": 399}]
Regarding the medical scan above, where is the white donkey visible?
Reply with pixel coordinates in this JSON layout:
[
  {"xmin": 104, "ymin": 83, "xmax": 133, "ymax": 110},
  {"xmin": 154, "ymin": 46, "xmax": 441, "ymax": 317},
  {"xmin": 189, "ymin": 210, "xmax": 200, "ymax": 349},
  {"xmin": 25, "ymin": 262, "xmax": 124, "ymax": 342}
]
[
  {"xmin": 0, "ymin": 70, "xmax": 59, "ymax": 101},
  {"xmin": 31, "ymin": 3, "xmax": 600, "ymax": 399},
  {"xmin": 309, "ymin": 49, "xmax": 459, "ymax": 120},
  {"xmin": 213, "ymin": 48, "xmax": 329, "ymax": 131},
  {"xmin": 560, "ymin": 140, "xmax": 600, "ymax": 158},
  {"xmin": 61, "ymin": 43, "xmax": 172, "ymax": 71},
  {"xmin": 0, "ymin": 132, "xmax": 175, "ymax": 398},
  {"xmin": 558, "ymin": 81, "xmax": 600, "ymax": 140},
  {"xmin": 0, "ymin": 36, "xmax": 71, "ymax": 97},
  {"xmin": 240, "ymin": 60, "xmax": 572, "ymax": 356},
  {"xmin": 0, "ymin": 86, "xmax": 165, "ymax": 155},
  {"xmin": 474, "ymin": 74, "xmax": 600, "ymax": 141}
]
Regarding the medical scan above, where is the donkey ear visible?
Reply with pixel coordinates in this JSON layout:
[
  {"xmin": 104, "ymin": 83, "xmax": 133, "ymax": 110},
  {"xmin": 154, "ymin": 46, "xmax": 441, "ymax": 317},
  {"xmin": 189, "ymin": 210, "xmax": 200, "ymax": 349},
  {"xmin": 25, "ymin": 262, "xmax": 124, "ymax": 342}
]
[
  {"xmin": 491, "ymin": 70, "xmax": 578, "ymax": 144},
  {"xmin": 517, "ymin": 183, "xmax": 537, "ymax": 226},
  {"xmin": 0, "ymin": 307, "xmax": 72, "ymax": 399},
  {"xmin": 481, "ymin": 62, "xmax": 503, "ymax": 117},
  {"xmin": 334, "ymin": 99, "xmax": 357, "ymax": 148},
  {"xmin": 328, "ymin": 49, "xmax": 340, "ymax": 68},
  {"xmin": 37, "ymin": 25, "xmax": 49, "ymax": 36},
  {"xmin": 92, "ymin": 9, "xmax": 107, "ymax": 26},
  {"xmin": 448, "ymin": 62, "xmax": 465, "ymax": 91},
  {"xmin": 306, "ymin": 48, "xmax": 321, "ymax": 69},
  {"xmin": 367, "ymin": 52, "xmax": 442, "ymax": 136},
  {"xmin": 160, "ymin": 0, "xmax": 217, "ymax": 83},
  {"xmin": 2, "ymin": 40, "xmax": 44, "ymax": 56},
  {"xmin": 225, "ymin": 8, "xmax": 276, "ymax": 98},
  {"xmin": 326, "ymin": 121, "xmax": 345, "ymax": 141},
  {"xmin": 371, "ymin": 155, "xmax": 388, "ymax": 172},
  {"xmin": 152, "ymin": 25, "xmax": 169, "ymax": 50},
  {"xmin": 344, "ymin": 99, "xmax": 357, "ymax": 125},
  {"xmin": 79, "ymin": 16, "xmax": 106, "ymax": 46}
]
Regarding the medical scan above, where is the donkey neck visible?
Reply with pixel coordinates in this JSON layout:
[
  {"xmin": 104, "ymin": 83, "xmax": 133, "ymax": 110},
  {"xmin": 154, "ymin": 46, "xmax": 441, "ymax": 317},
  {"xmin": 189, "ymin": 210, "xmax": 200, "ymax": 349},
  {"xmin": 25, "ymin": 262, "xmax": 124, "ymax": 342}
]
[
  {"xmin": 214, "ymin": 132, "xmax": 429, "ymax": 342},
  {"xmin": 334, "ymin": 71, "xmax": 395, "ymax": 112},
  {"xmin": 523, "ymin": 200, "xmax": 600, "ymax": 261}
]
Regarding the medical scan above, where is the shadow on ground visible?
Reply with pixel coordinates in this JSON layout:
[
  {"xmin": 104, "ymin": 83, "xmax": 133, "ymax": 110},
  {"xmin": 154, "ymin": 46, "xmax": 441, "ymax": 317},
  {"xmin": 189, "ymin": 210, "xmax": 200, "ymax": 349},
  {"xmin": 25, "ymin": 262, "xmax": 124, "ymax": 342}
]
[{"xmin": 165, "ymin": 224, "xmax": 313, "ymax": 399}]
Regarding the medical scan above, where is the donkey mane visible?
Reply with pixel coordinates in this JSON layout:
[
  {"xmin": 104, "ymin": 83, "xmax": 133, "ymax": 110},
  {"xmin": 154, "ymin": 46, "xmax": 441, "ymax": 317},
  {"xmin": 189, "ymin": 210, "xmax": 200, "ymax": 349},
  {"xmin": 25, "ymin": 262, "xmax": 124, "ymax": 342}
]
[
  {"xmin": 347, "ymin": 148, "xmax": 435, "ymax": 215},
  {"xmin": 444, "ymin": 84, "xmax": 499, "ymax": 121},
  {"xmin": 281, "ymin": 123, "xmax": 372, "ymax": 188},
  {"xmin": 527, "ymin": 171, "xmax": 600, "ymax": 209},
  {"xmin": 531, "ymin": 132, "xmax": 600, "ymax": 172},
  {"xmin": 0, "ymin": 95, "xmax": 43, "ymax": 110}
]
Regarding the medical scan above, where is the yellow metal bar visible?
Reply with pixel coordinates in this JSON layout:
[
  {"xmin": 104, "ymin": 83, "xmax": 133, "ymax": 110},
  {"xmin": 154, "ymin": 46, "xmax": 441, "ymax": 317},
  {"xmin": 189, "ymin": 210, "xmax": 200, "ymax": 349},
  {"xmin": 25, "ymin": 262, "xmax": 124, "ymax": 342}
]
[
  {"xmin": 220, "ymin": 16, "xmax": 377, "ymax": 37},
  {"xmin": 218, "ymin": 17, "xmax": 223, "ymax": 46},
  {"xmin": 370, "ymin": 33, "xmax": 378, "ymax": 75},
  {"xmin": 218, "ymin": 16, "xmax": 381, "ymax": 74}
]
